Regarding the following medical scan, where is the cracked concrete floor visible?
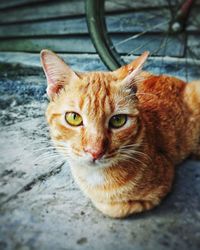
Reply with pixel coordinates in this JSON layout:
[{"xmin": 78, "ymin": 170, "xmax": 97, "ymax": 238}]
[{"xmin": 0, "ymin": 55, "xmax": 200, "ymax": 250}]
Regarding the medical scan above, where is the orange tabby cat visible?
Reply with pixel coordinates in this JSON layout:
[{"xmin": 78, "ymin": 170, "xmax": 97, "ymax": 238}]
[{"xmin": 41, "ymin": 49, "xmax": 200, "ymax": 218}]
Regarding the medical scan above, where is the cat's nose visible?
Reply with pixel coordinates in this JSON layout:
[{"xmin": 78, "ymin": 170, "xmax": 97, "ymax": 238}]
[{"xmin": 84, "ymin": 147, "xmax": 105, "ymax": 161}]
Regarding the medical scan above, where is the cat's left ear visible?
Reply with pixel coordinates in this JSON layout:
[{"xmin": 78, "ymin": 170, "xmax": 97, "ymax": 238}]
[
  {"xmin": 113, "ymin": 51, "xmax": 149, "ymax": 88},
  {"xmin": 40, "ymin": 49, "xmax": 80, "ymax": 100}
]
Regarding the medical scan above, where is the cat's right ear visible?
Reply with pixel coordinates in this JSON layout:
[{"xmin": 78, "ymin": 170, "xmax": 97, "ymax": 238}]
[
  {"xmin": 40, "ymin": 49, "xmax": 80, "ymax": 100},
  {"xmin": 113, "ymin": 51, "xmax": 149, "ymax": 89}
]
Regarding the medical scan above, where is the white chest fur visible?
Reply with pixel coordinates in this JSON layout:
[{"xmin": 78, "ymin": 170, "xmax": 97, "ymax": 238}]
[
  {"xmin": 71, "ymin": 165, "xmax": 105, "ymax": 187},
  {"xmin": 85, "ymin": 170, "xmax": 105, "ymax": 186}
]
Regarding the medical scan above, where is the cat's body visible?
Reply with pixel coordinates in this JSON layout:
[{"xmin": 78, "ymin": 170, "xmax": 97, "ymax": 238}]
[
  {"xmin": 41, "ymin": 50, "xmax": 200, "ymax": 218},
  {"xmin": 69, "ymin": 75, "xmax": 200, "ymax": 218}
]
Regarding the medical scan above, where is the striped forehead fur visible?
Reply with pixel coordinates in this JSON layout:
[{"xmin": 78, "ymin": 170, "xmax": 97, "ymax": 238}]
[{"xmin": 79, "ymin": 72, "xmax": 117, "ymax": 118}]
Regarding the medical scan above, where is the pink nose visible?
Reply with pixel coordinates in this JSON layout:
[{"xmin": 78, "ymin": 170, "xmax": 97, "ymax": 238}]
[{"xmin": 84, "ymin": 148, "xmax": 105, "ymax": 161}]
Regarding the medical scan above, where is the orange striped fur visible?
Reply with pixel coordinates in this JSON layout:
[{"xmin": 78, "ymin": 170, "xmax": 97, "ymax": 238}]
[{"xmin": 41, "ymin": 50, "xmax": 200, "ymax": 218}]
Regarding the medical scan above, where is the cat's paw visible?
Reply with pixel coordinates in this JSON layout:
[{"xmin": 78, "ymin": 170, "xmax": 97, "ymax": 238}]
[{"xmin": 93, "ymin": 200, "xmax": 159, "ymax": 218}]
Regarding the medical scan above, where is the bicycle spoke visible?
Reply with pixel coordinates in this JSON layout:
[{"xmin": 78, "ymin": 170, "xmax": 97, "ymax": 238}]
[
  {"xmin": 106, "ymin": 0, "xmax": 180, "ymax": 10},
  {"xmin": 185, "ymin": 56, "xmax": 188, "ymax": 82},
  {"xmin": 160, "ymin": 34, "xmax": 170, "ymax": 74},
  {"xmin": 112, "ymin": 20, "xmax": 171, "ymax": 49},
  {"xmin": 151, "ymin": 34, "xmax": 171, "ymax": 55},
  {"xmin": 191, "ymin": 18, "xmax": 200, "ymax": 30},
  {"xmin": 127, "ymin": 37, "xmax": 156, "ymax": 55},
  {"xmin": 186, "ymin": 46, "xmax": 200, "ymax": 66}
]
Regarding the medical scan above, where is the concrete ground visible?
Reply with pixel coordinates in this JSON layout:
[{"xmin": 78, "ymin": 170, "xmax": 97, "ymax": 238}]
[{"xmin": 0, "ymin": 53, "xmax": 200, "ymax": 250}]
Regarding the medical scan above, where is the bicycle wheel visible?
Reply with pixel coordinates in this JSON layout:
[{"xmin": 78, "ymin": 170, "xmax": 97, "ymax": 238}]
[
  {"xmin": 85, "ymin": 0, "xmax": 122, "ymax": 70},
  {"xmin": 86, "ymin": 0, "xmax": 200, "ymax": 75}
]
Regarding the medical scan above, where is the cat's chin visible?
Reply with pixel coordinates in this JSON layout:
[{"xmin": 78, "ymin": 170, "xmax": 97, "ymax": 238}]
[
  {"xmin": 68, "ymin": 156, "xmax": 113, "ymax": 169},
  {"xmin": 86, "ymin": 159, "xmax": 111, "ymax": 169}
]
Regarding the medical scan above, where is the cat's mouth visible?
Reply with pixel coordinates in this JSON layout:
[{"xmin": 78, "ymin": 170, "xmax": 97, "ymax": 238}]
[{"xmin": 69, "ymin": 150, "xmax": 117, "ymax": 168}]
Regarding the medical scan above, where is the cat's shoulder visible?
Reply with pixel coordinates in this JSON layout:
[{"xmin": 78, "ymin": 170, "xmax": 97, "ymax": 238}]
[{"xmin": 139, "ymin": 72, "xmax": 186, "ymax": 94}]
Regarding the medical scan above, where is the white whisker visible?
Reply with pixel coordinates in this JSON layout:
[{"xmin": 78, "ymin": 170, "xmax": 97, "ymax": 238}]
[
  {"xmin": 34, "ymin": 154, "xmax": 64, "ymax": 164},
  {"xmin": 33, "ymin": 151, "xmax": 63, "ymax": 163}
]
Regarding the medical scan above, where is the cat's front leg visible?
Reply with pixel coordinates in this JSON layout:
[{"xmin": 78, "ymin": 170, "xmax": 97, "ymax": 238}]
[{"xmin": 92, "ymin": 199, "xmax": 160, "ymax": 218}]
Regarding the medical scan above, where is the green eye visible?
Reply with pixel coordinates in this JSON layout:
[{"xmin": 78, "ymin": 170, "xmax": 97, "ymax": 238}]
[
  {"xmin": 109, "ymin": 114, "xmax": 127, "ymax": 129},
  {"xmin": 65, "ymin": 112, "xmax": 83, "ymax": 126}
]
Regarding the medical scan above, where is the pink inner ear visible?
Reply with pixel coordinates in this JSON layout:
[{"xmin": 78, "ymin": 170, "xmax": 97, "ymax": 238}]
[
  {"xmin": 122, "ymin": 51, "xmax": 149, "ymax": 85},
  {"xmin": 112, "ymin": 51, "xmax": 149, "ymax": 83},
  {"xmin": 47, "ymin": 84, "xmax": 63, "ymax": 99},
  {"xmin": 42, "ymin": 60, "xmax": 55, "ymax": 86},
  {"xmin": 40, "ymin": 49, "xmax": 81, "ymax": 99}
]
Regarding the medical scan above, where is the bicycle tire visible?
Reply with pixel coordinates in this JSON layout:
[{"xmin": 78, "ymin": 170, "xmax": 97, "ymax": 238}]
[{"xmin": 85, "ymin": 0, "xmax": 124, "ymax": 70}]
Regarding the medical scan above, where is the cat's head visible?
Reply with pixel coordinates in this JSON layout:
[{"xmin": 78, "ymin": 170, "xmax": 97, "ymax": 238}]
[{"xmin": 41, "ymin": 50, "xmax": 149, "ymax": 168}]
